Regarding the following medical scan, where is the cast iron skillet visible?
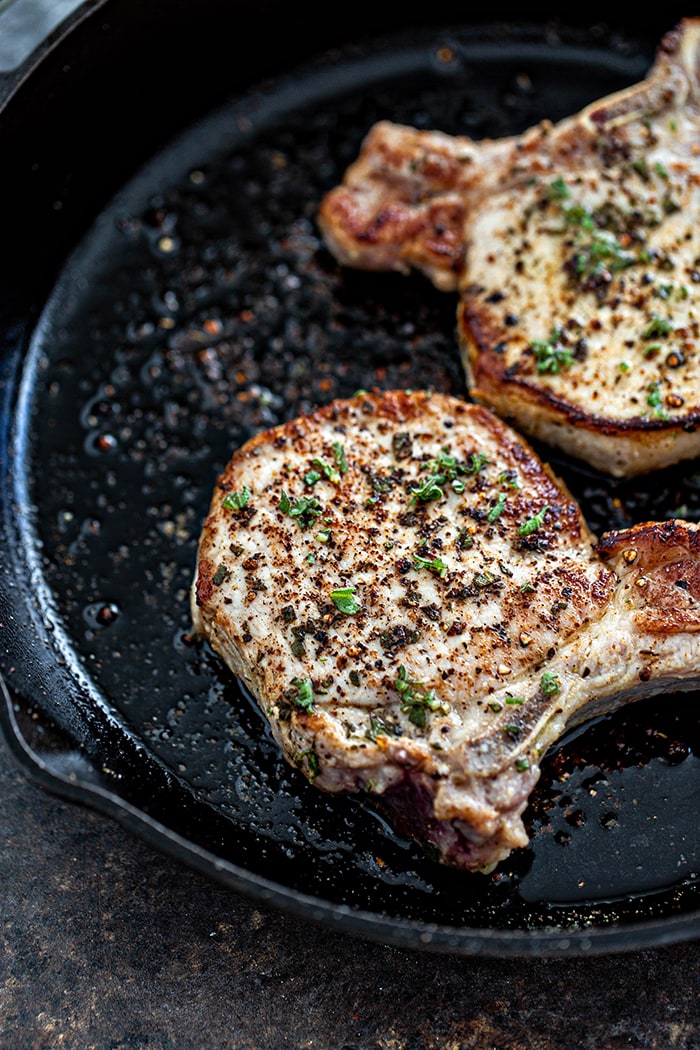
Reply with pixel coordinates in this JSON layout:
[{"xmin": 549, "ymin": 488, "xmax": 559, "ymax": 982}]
[{"xmin": 1, "ymin": 1, "xmax": 699, "ymax": 957}]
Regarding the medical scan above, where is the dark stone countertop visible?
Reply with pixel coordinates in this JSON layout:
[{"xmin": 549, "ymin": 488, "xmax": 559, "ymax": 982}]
[{"xmin": 2, "ymin": 732, "xmax": 700, "ymax": 1050}]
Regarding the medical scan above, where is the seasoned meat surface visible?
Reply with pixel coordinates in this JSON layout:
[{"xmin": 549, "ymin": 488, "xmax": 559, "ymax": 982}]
[
  {"xmin": 192, "ymin": 390, "xmax": 700, "ymax": 871},
  {"xmin": 458, "ymin": 168, "xmax": 700, "ymax": 476},
  {"xmin": 318, "ymin": 19, "xmax": 700, "ymax": 475}
]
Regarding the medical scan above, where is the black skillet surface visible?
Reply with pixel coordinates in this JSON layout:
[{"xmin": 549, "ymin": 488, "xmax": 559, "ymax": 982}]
[{"xmin": 1, "ymin": 6, "xmax": 699, "ymax": 956}]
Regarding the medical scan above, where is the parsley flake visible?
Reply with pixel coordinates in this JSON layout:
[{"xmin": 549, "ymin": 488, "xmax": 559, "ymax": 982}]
[
  {"xmin": 518, "ymin": 505, "xmax": 549, "ymax": 536},
  {"xmin": 647, "ymin": 382, "xmax": 670, "ymax": 420},
  {"xmin": 221, "ymin": 486, "xmax": 251, "ymax": 510},
  {"xmin": 307, "ymin": 456, "xmax": 341, "ymax": 486},
  {"xmin": 394, "ymin": 664, "xmax": 450, "ymax": 728},
  {"xmin": 279, "ymin": 491, "xmax": 323, "ymax": 530},
  {"xmin": 332, "ymin": 441, "xmax": 348, "ymax": 475},
  {"xmin": 330, "ymin": 586, "xmax": 360, "ymax": 615},
  {"xmin": 530, "ymin": 329, "xmax": 575, "ymax": 374},
  {"xmin": 466, "ymin": 451, "xmax": 490, "ymax": 474},
  {"xmin": 540, "ymin": 671, "xmax": 561, "ymax": 697},
  {"xmin": 410, "ymin": 474, "xmax": 445, "ymax": 504},
  {"xmin": 413, "ymin": 553, "xmax": 448, "ymax": 578},
  {"xmin": 642, "ymin": 314, "xmax": 673, "ymax": 339},
  {"xmin": 547, "ymin": 176, "xmax": 570, "ymax": 201},
  {"xmin": 290, "ymin": 677, "xmax": 314, "ymax": 711},
  {"xmin": 487, "ymin": 491, "xmax": 508, "ymax": 523}
]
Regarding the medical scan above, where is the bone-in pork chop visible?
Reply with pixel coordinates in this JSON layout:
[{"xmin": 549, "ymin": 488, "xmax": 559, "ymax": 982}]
[
  {"xmin": 191, "ymin": 390, "xmax": 700, "ymax": 872},
  {"xmin": 318, "ymin": 19, "xmax": 700, "ymax": 476}
]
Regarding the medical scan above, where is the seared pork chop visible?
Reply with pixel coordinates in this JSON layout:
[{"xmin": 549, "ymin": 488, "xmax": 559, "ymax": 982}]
[
  {"xmin": 318, "ymin": 19, "xmax": 700, "ymax": 476},
  {"xmin": 192, "ymin": 390, "xmax": 700, "ymax": 872}
]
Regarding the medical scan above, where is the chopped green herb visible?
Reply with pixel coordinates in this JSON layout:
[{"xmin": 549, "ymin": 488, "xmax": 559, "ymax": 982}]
[
  {"xmin": 330, "ymin": 586, "xmax": 360, "ymax": 615},
  {"xmin": 570, "ymin": 227, "xmax": 636, "ymax": 283},
  {"xmin": 394, "ymin": 664, "xmax": 450, "ymax": 728},
  {"xmin": 426, "ymin": 449, "xmax": 469, "ymax": 487},
  {"xmin": 413, "ymin": 553, "xmax": 448, "ymax": 578},
  {"xmin": 563, "ymin": 202, "xmax": 595, "ymax": 231},
  {"xmin": 428, "ymin": 448, "xmax": 459, "ymax": 475},
  {"xmin": 473, "ymin": 570, "xmax": 500, "ymax": 590},
  {"xmin": 332, "ymin": 441, "xmax": 348, "ymax": 475},
  {"xmin": 487, "ymin": 491, "xmax": 508, "ymax": 523},
  {"xmin": 647, "ymin": 382, "xmax": 670, "ymax": 420},
  {"xmin": 291, "ymin": 677, "xmax": 314, "ymax": 711},
  {"xmin": 515, "ymin": 757, "xmax": 531, "ymax": 773},
  {"xmin": 221, "ymin": 486, "xmax": 251, "ymax": 510},
  {"xmin": 505, "ymin": 696, "xmax": 526, "ymax": 705},
  {"xmin": 310, "ymin": 456, "xmax": 341, "ymax": 485},
  {"xmin": 365, "ymin": 714, "xmax": 401, "ymax": 742},
  {"xmin": 518, "ymin": 505, "xmax": 549, "ymax": 536},
  {"xmin": 410, "ymin": 474, "xmax": 445, "ymax": 504},
  {"xmin": 504, "ymin": 723, "xmax": 521, "ymax": 738},
  {"xmin": 547, "ymin": 175, "xmax": 570, "ymax": 201},
  {"xmin": 642, "ymin": 314, "xmax": 673, "ymax": 339},
  {"xmin": 540, "ymin": 670, "xmax": 561, "ymax": 697},
  {"xmin": 498, "ymin": 470, "xmax": 521, "ymax": 490},
  {"xmin": 298, "ymin": 747, "xmax": 320, "ymax": 781},
  {"xmin": 410, "ymin": 448, "xmax": 475, "ymax": 504},
  {"xmin": 212, "ymin": 564, "xmax": 230, "ymax": 587},
  {"xmin": 632, "ymin": 157, "xmax": 650, "ymax": 180},
  {"xmin": 466, "ymin": 451, "xmax": 490, "ymax": 474},
  {"xmin": 279, "ymin": 491, "xmax": 323, "ymax": 529},
  {"xmin": 455, "ymin": 526, "xmax": 473, "ymax": 550},
  {"xmin": 530, "ymin": 329, "xmax": 575, "ymax": 374}
]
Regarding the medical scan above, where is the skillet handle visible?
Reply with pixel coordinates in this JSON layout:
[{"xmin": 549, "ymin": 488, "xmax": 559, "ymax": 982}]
[{"xmin": 0, "ymin": 0, "xmax": 96, "ymax": 106}]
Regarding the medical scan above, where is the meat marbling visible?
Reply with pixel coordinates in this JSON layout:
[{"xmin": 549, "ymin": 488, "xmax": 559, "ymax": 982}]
[
  {"xmin": 318, "ymin": 18, "xmax": 700, "ymax": 477},
  {"xmin": 192, "ymin": 390, "xmax": 700, "ymax": 872}
]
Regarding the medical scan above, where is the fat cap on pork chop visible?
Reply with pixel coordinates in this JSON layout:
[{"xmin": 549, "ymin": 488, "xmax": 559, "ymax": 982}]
[
  {"xmin": 318, "ymin": 19, "xmax": 700, "ymax": 476},
  {"xmin": 192, "ymin": 390, "xmax": 700, "ymax": 872}
]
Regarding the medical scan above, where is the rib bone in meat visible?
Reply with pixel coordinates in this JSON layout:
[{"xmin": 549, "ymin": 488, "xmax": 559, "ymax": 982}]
[
  {"xmin": 192, "ymin": 390, "xmax": 700, "ymax": 872},
  {"xmin": 318, "ymin": 19, "xmax": 700, "ymax": 476}
]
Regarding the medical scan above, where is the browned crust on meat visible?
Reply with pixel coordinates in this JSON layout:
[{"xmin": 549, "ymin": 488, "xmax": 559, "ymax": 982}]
[
  {"xmin": 318, "ymin": 20, "xmax": 700, "ymax": 291},
  {"xmin": 317, "ymin": 121, "xmax": 471, "ymax": 289},
  {"xmin": 597, "ymin": 518, "xmax": 700, "ymax": 633},
  {"xmin": 460, "ymin": 299, "xmax": 700, "ymax": 438}
]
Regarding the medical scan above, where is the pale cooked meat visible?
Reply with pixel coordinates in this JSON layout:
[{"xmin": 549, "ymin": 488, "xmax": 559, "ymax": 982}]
[
  {"xmin": 191, "ymin": 390, "xmax": 700, "ymax": 872},
  {"xmin": 318, "ymin": 18, "xmax": 700, "ymax": 476}
]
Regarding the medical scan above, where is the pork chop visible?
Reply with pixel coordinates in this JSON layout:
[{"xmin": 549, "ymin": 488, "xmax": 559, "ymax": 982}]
[
  {"xmin": 318, "ymin": 18, "xmax": 700, "ymax": 476},
  {"xmin": 191, "ymin": 389, "xmax": 700, "ymax": 872}
]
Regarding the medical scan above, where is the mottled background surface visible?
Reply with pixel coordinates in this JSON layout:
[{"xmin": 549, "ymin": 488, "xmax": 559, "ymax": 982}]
[{"xmin": 2, "ymin": 735, "xmax": 699, "ymax": 1050}]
